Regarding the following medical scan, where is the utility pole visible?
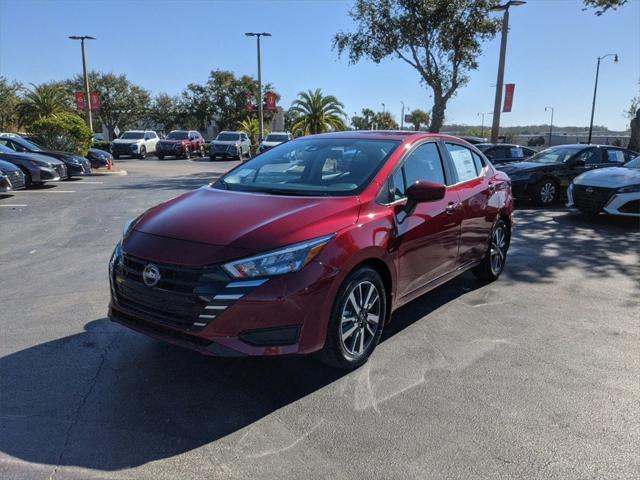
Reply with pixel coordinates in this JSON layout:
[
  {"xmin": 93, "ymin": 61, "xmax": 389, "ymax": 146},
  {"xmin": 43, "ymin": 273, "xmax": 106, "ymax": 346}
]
[
  {"xmin": 69, "ymin": 35, "xmax": 96, "ymax": 130},
  {"xmin": 245, "ymin": 32, "xmax": 272, "ymax": 141},
  {"xmin": 588, "ymin": 53, "xmax": 618, "ymax": 144},
  {"xmin": 489, "ymin": 1, "xmax": 525, "ymax": 143},
  {"xmin": 545, "ymin": 106, "xmax": 554, "ymax": 147}
]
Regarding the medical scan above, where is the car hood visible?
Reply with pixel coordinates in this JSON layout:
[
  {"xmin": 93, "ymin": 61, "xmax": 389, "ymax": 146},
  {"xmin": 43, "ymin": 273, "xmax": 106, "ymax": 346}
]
[
  {"xmin": 497, "ymin": 161, "xmax": 555, "ymax": 175},
  {"xmin": 0, "ymin": 151, "xmax": 64, "ymax": 166},
  {"xmin": 261, "ymin": 141, "xmax": 282, "ymax": 147},
  {"xmin": 89, "ymin": 148, "xmax": 111, "ymax": 156},
  {"xmin": 211, "ymin": 140, "xmax": 239, "ymax": 146},
  {"xmin": 113, "ymin": 139, "xmax": 141, "ymax": 144},
  {"xmin": 159, "ymin": 139, "xmax": 186, "ymax": 144},
  {"xmin": 133, "ymin": 186, "xmax": 361, "ymax": 252},
  {"xmin": 574, "ymin": 166, "xmax": 640, "ymax": 188},
  {"xmin": 0, "ymin": 159, "xmax": 21, "ymax": 173}
]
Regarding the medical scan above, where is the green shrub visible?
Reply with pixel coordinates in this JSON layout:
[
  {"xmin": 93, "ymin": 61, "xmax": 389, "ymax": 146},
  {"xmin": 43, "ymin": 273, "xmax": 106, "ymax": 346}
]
[
  {"xmin": 93, "ymin": 140, "xmax": 112, "ymax": 152},
  {"xmin": 29, "ymin": 113, "xmax": 93, "ymax": 155}
]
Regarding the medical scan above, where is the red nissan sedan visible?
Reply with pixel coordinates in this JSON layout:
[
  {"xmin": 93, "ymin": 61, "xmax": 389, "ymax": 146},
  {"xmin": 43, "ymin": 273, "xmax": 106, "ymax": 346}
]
[{"xmin": 109, "ymin": 131, "xmax": 513, "ymax": 369}]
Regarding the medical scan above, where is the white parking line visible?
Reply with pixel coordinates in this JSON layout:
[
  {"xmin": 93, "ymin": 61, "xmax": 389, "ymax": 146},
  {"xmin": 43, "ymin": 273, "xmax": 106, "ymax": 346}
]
[
  {"xmin": 0, "ymin": 204, "xmax": 28, "ymax": 207},
  {"xmin": 16, "ymin": 190, "xmax": 76, "ymax": 193},
  {"xmin": 49, "ymin": 181, "xmax": 103, "ymax": 184}
]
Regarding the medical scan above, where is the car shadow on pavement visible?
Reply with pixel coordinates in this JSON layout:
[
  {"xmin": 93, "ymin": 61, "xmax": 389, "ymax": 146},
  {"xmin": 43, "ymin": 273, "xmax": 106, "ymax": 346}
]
[
  {"xmin": 0, "ymin": 273, "xmax": 482, "ymax": 472},
  {"xmin": 504, "ymin": 208, "xmax": 639, "ymax": 285}
]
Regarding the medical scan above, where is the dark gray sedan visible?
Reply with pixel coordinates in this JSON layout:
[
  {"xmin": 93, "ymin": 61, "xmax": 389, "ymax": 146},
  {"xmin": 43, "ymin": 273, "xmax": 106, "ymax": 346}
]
[
  {"xmin": 0, "ymin": 143, "xmax": 68, "ymax": 187},
  {"xmin": 0, "ymin": 159, "xmax": 26, "ymax": 192}
]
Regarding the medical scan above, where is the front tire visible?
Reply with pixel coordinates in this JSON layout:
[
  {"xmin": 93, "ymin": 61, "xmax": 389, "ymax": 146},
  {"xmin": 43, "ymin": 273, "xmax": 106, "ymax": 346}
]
[
  {"xmin": 472, "ymin": 219, "xmax": 509, "ymax": 282},
  {"xmin": 319, "ymin": 267, "xmax": 387, "ymax": 370},
  {"xmin": 138, "ymin": 147, "xmax": 146, "ymax": 160},
  {"xmin": 199, "ymin": 145, "xmax": 206, "ymax": 158},
  {"xmin": 535, "ymin": 179, "xmax": 558, "ymax": 206},
  {"xmin": 183, "ymin": 147, "xmax": 191, "ymax": 159}
]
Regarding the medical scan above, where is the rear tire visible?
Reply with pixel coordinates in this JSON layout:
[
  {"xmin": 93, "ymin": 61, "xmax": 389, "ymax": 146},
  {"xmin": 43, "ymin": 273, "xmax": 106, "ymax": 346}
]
[
  {"xmin": 472, "ymin": 219, "xmax": 509, "ymax": 282},
  {"xmin": 184, "ymin": 147, "xmax": 191, "ymax": 159},
  {"xmin": 535, "ymin": 179, "xmax": 558, "ymax": 206},
  {"xmin": 319, "ymin": 267, "xmax": 387, "ymax": 370}
]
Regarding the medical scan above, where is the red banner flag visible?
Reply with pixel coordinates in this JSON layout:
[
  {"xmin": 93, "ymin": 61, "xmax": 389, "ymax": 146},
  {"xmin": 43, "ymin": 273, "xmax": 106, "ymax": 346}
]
[
  {"xmin": 90, "ymin": 92, "xmax": 101, "ymax": 111},
  {"xmin": 265, "ymin": 91, "xmax": 277, "ymax": 112},
  {"xmin": 75, "ymin": 92, "xmax": 86, "ymax": 111},
  {"xmin": 503, "ymin": 83, "xmax": 515, "ymax": 113}
]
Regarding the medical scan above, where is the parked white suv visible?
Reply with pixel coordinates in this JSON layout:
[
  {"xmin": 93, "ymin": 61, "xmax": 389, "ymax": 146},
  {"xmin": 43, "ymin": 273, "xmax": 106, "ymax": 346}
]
[
  {"xmin": 209, "ymin": 131, "xmax": 251, "ymax": 161},
  {"xmin": 111, "ymin": 130, "xmax": 159, "ymax": 159},
  {"xmin": 259, "ymin": 132, "xmax": 292, "ymax": 153}
]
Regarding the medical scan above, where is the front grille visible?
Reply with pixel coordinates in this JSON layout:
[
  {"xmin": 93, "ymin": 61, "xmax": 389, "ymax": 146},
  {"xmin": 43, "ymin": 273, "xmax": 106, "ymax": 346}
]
[
  {"xmin": 113, "ymin": 253, "xmax": 232, "ymax": 330},
  {"xmin": 55, "ymin": 164, "xmax": 67, "ymax": 178},
  {"xmin": 572, "ymin": 185, "xmax": 614, "ymax": 212},
  {"xmin": 6, "ymin": 170, "xmax": 25, "ymax": 189},
  {"xmin": 212, "ymin": 144, "xmax": 235, "ymax": 153}
]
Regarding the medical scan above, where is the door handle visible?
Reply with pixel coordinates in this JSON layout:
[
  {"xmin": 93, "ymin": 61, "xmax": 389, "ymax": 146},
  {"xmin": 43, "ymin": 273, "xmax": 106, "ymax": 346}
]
[{"xmin": 446, "ymin": 202, "xmax": 459, "ymax": 215}]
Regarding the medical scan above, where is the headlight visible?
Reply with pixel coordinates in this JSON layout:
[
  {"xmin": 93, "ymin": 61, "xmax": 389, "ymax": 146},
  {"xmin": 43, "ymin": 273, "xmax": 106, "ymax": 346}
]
[
  {"xmin": 122, "ymin": 214, "xmax": 143, "ymax": 239},
  {"xmin": 67, "ymin": 157, "xmax": 80, "ymax": 164},
  {"xmin": 222, "ymin": 234, "xmax": 334, "ymax": 279},
  {"xmin": 130, "ymin": 144, "xmax": 139, "ymax": 150},
  {"xmin": 617, "ymin": 184, "xmax": 640, "ymax": 193}
]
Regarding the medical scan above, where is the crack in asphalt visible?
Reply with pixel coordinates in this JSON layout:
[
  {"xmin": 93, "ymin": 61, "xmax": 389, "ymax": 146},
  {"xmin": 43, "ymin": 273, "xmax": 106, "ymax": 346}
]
[{"xmin": 47, "ymin": 333, "xmax": 118, "ymax": 480}]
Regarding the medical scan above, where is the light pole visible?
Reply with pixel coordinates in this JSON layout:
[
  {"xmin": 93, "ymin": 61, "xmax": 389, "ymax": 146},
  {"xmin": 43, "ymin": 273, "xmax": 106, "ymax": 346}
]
[
  {"xmin": 544, "ymin": 106, "xmax": 554, "ymax": 147},
  {"xmin": 400, "ymin": 101, "xmax": 407, "ymax": 130},
  {"xmin": 245, "ymin": 32, "xmax": 271, "ymax": 141},
  {"xmin": 69, "ymin": 35, "xmax": 96, "ymax": 130},
  {"xmin": 489, "ymin": 1, "xmax": 525, "ymax": 143},
  {"xmin": 588, "ymin": 53, "xmax": 618, "ymax": 144},
  {"xmin": 477, "ymin": 112, "xmax": 485, "ymax": 138}
]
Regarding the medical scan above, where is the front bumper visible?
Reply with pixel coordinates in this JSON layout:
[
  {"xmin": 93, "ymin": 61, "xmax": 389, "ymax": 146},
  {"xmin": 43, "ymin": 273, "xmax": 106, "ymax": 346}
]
[
  {"xmin": 156, "ymin": 144, "xmax": 185, "ymax": 156},
  {"xmin": 210, "ymin": 145, "xmax": 240, "ymax": 158},
  {"xmin": 66, "ymin": 162, "xmax": 92, "ymax": 176},
  {"xmin": 112, "ymin": 143, "xmax": 139, "ymax": 156},
  {"xmin": 108, "ymin": 245, "xmax": 337, "ymax": 357}
]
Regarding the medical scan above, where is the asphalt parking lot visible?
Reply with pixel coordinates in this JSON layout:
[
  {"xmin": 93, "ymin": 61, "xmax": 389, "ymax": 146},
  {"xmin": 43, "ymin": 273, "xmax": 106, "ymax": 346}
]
[{"xmin": 0, "ymin": 159, "xmax": 638, "ymax": 480}]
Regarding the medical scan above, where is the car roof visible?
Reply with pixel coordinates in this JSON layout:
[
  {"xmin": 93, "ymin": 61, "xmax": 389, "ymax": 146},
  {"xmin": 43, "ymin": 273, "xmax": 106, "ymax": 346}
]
[{"xmin": 304, "ymin": 130, "xmax": 465, "ymax": 143}]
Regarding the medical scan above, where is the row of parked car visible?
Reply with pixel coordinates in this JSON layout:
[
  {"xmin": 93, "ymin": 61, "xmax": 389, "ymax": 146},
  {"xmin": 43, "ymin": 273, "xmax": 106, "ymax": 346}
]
[
  {"xmin": 0, "ymin": 133, "xmax": 114, "ymax": 191},
  {"xmin": 109, "ymin": 129, "xmax": 292, "ymax": 161}
]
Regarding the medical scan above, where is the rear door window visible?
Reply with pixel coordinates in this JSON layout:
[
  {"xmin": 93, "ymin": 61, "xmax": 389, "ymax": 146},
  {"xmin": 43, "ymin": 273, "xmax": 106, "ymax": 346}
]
[
  {"xmin": 446, "ymin": 143, "xmax": 479, "ymax": 182},
  {"xmin": 574, "ymin": 147, "xmax": 602, "ymax": 165},
  {"xmin": 605, "ymin": 149, "xmax": 626, "ymax": 164}
]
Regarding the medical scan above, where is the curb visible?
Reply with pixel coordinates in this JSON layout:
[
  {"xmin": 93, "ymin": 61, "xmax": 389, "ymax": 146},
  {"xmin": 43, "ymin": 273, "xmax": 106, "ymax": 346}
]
[{"xmin": 91, "ymin": 170, "xmax": 128, "ymax": 176}]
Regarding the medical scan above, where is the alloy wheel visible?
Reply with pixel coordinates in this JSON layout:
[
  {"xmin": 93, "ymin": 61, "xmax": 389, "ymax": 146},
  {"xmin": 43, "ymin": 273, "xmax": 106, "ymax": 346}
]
[
  {"xmin": 339, "ymin": 280, "xmax": 381, "ymax": 357},
  {"xmin": 540, "ymin": 182, "xmax": 556, "ymax": 204},
  {"xmin": 490, "ymin": 224, "xmax": 507, "ymax": 275}
]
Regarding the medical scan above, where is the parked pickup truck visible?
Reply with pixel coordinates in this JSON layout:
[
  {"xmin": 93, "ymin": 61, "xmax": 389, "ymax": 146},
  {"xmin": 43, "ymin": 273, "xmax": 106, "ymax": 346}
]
[{"xmin": 112, "ymin": 130, "xmax": 159, "ymax": 159}]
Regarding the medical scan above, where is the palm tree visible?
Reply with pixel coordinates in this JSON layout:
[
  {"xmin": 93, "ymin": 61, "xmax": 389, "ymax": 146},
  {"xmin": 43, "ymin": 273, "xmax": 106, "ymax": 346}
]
[
  {"xmin": 16, "ymin": 83, "xmax": 70, "ymax": 127},
  {"xmin": 237, "ymin": 117, "xmax": 267, "ymax": 153},
  {"xmin": 289, "ymin": 89, "xmax": 347, "ymax": 136}
]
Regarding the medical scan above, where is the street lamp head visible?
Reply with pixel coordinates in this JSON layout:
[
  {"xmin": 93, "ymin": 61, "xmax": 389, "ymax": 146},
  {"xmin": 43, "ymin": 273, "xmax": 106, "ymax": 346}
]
[
  {"xmin": 68, "ymin": 35, "xmax": 96, "ymax": 40},
  {"xmin": 490, "ymin": 1, "xmax": 525, "ymax": 11},
  {"xmin": 245, "ymin": 32, "xmax": 271, "ymax": 37}
]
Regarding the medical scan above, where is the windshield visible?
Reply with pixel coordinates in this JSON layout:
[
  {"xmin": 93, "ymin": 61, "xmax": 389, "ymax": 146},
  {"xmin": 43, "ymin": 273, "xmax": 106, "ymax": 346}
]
[
  {"xmin": 528, "ymin": 146, "xmax": 582, "ymax": 164},
  {"xmin": 120, "ymin": 132, "xmax": 145, "ymax": 140},
  {"xmin": 265, "ymin": 134, "xmax": 289, "ymax": 142},
  {"xmin": 216, "ymin": 138, "xmax": 399, "ymax": 196},
  {"xmin": 166, "ymin": 131, "xmax": 189, "ymax": 140},
  {"xmin": 475, "ymin": 144, "xmax": 492, "ymax": 152},
  {"xmin": 216, "ymin": 133, "xmax": 240, "ymax": 141},
  {"xmin": 13, "ymin": 137, "xmax": 43, "ymax": 151},
  {"xmin": 625, "ymin": 157, "xmax": 640, "ymax": 169}
]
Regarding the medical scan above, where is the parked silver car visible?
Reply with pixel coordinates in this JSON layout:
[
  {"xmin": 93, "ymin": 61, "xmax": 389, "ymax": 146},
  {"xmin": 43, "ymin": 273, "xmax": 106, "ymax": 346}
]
[
  {"xmin": 0, "ymin": 143, "xmax": 68, "ymax": 187},
  {"xmin": 259, "ymin": 132, "xmax": 292, "ymax": 153},
  {"xmin": 209, "ymin": 131, "xmax": 251, "ymax": 161}
]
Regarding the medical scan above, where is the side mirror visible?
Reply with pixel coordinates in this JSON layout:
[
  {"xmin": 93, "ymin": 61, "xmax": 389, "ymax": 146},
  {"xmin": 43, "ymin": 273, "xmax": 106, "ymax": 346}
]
[
  {"xmin": 405, "ymin": 181, "xmax": 446, "ymax": 214},
  {"xmin": 571, "ymin": 159, "xmax": 586, "ymax": 167}
]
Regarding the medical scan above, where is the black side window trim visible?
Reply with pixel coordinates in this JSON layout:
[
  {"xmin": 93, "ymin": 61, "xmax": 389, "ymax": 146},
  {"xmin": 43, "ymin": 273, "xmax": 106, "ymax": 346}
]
[{"xmin": 377, "ymin": 139, "xmax": 450, "ymax": 205}]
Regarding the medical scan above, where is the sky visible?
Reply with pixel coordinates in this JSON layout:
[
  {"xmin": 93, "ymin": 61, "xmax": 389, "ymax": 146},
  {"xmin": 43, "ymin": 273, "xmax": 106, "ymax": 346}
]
[{"xmin": 1, "ymin": 0, "xmax": 638, "ymax": 131}]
